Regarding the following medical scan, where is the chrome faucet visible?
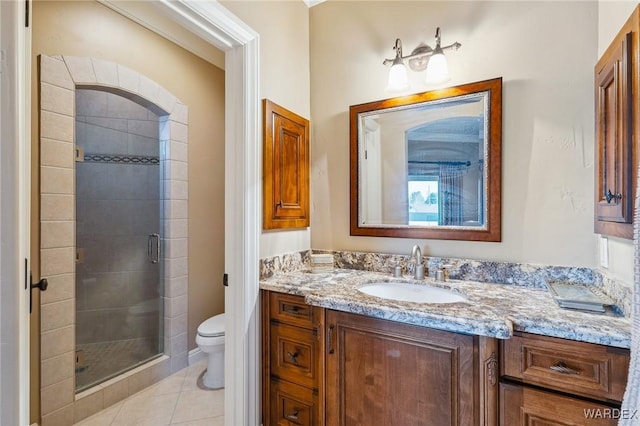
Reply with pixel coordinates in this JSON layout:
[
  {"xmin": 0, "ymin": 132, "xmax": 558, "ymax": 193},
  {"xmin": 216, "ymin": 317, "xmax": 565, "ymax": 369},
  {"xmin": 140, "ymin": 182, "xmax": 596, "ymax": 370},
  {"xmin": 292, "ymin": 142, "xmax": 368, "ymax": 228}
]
[{"xmin": 410, "ymin": 245, "xmax": 425, "ymax": 280}]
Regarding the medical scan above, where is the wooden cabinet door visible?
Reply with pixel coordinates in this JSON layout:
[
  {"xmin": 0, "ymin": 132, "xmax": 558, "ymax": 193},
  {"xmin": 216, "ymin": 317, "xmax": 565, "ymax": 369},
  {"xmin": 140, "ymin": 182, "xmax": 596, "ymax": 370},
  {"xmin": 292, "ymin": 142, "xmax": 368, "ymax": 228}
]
[
  {"xmin": 594, "ymin": 7, "xmax": 638, "ymax": 238},
  {"xmin": 500, "ymin": 383, "xmax": 618, "ymax": 426},
  {"xmin": 263, "ymin": 99, "xmax": 310, "ymax": 229},
  {"xmin": 325, "ymin": 310, "xmax": 478, "ymax": 426}
]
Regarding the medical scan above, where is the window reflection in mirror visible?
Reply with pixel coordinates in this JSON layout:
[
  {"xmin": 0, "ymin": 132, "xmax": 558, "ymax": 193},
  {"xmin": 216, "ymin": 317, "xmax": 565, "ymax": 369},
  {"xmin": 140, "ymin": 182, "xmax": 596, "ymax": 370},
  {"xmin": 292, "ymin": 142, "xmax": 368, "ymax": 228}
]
[{"xmin": 350, "ymin": 78, "xmax": 502, "ymax": 241}]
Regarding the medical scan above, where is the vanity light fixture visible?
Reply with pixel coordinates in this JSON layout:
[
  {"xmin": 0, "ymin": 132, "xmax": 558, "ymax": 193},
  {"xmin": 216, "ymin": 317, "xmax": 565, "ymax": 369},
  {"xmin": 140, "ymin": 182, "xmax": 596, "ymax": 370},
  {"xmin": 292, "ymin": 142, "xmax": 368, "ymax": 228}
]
[{"xmin": 383, "ymin": 27, "xmax": 461, "ymax": 91}]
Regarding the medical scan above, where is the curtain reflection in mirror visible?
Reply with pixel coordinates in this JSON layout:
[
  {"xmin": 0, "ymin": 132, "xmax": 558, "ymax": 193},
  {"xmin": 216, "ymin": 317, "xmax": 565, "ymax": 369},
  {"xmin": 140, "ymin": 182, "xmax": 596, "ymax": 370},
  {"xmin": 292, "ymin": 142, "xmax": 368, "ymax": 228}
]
[{"xmin": 438, "ymin": 164, "xmax": 466, "ymax": 225}]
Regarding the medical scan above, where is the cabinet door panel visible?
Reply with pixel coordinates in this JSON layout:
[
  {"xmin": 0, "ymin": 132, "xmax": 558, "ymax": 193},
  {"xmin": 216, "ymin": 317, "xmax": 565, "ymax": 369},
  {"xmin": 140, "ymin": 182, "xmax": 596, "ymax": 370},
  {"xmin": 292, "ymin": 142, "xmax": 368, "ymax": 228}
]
[
  {"xmin": 263, "ymin": 99, "xmax": 310, "ymax": 229},
  {"xmin": 326, "ymin": 310, "xmax": 477, "ymax": 426},
  {"xmin": 594, "ymin": 5, "xmax": 639, "ymax": 239},
  {"xmin": 595, "ymin": 31, "xmax": 632, "ymax": 225}
]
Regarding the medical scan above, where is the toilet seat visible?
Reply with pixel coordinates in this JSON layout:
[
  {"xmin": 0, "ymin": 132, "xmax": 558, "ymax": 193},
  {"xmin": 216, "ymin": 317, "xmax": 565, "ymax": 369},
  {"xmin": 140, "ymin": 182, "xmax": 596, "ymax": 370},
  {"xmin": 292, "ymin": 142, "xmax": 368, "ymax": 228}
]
[{"xmin": 197, "ymin": 313, "xmax": 225, "ymax": 338}]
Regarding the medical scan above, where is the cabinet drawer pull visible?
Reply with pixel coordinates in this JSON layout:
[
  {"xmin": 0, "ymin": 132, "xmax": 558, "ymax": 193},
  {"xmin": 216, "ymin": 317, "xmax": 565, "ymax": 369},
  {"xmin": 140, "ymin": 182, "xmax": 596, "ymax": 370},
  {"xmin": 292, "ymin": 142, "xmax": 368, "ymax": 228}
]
[
  {"xmin": 282, "ymin": 304, "xmax": 301, "ymax": 315},
  {"xmin": 286, "ymin": 409, "xmax": 299, "ymax": 421},
  {"xmin": 327, "ymin": 325, "xmax": 335, "ymax": 354},
  {"xmin": 549, "ymin": 361, "xmax": 580, "ymax": 375},
  {"xmin": 287, "ymin": 351, "xmax": 299, "ymax": 365},
  {"xmin": 605, "ymin": 189, "xmax": 622, "ymax": 204}
]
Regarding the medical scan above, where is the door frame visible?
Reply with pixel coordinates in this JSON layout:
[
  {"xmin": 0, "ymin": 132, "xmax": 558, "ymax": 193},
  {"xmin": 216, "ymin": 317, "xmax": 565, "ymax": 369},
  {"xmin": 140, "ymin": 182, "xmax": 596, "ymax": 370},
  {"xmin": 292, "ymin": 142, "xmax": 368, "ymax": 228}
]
[
  {"xmin": 100, "ymin": 1, "xmax": 261, "ymax": 424},
  {"xmin": 0, "ymin": 0, "xmax": 31, "ymax": 425}
]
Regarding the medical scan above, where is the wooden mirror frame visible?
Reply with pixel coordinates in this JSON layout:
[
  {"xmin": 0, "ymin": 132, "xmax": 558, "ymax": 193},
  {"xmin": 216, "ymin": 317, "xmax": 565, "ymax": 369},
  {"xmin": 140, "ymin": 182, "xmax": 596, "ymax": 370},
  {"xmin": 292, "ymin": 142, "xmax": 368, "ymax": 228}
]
[{"xmin": 349, "ymin": 77, "xmax": 502, "ymax": 241}]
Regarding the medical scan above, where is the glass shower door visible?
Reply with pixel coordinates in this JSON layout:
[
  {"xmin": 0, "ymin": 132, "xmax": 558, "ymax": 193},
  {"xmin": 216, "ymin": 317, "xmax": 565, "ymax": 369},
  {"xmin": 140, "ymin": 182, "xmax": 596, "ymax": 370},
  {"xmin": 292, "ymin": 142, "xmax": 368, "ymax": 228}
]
[{"xmin": 75, "ymin": 89, "xmax": 164, "ymax": 392}]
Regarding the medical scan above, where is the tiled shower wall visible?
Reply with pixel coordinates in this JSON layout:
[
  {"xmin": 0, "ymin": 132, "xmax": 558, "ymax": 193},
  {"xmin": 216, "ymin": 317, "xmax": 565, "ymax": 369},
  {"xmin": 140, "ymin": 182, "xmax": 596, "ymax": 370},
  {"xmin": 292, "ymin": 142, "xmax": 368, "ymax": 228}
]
[
  {"xmin": 39, "ymin": 55, "xmax": 189, "ymax": 426},
  {"xmin": 75, "ymin": 89, "xmax": 162, "ymax": 389}
]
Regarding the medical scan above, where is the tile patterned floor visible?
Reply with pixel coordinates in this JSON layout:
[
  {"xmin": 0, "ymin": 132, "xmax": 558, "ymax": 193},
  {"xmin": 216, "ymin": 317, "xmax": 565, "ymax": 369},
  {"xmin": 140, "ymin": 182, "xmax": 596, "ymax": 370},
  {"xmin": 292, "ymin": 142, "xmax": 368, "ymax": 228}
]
[{"xmin": 74, "ymin": 358, "xmax": 225, "ymax": 426}]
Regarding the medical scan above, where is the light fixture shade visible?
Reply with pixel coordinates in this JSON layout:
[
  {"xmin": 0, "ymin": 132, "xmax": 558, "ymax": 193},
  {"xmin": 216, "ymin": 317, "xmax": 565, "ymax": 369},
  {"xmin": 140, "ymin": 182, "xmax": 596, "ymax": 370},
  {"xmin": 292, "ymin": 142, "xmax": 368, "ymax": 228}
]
[
  {"xmin": 425, "ymin": 52, "xmax": 450, "ymax": 84},
  {"xmin": 386, "ymin": 62, "xmax": 410, "ymax": 92}
]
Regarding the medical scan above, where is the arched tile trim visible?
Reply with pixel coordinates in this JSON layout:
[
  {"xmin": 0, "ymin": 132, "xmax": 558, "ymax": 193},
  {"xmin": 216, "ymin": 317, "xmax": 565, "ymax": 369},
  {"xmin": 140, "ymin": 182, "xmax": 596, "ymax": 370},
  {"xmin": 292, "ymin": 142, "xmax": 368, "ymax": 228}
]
[{"xmin": 39, "ymin": 54, "xmax": 189, "ymax": 425}]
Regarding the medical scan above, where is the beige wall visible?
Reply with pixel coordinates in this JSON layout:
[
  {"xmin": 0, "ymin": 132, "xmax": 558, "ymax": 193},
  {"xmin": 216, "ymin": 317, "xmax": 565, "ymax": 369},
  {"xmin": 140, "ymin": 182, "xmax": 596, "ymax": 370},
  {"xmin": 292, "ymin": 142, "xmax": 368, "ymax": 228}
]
[
  {"xmin": 31, "ymin": 1, "xmax": 224, "ymax": 421},
  {"xmin": 599, "ymin": 1, "xmax": 638, "ymax": 56},
  {"xmin": 310, "ymin": 1, "xmax": 599, "ymax": 267},
  {"xmin": 595, "ymin": 1, "xmax": 637, "ymax": 289},
  {"xmin": 221, "ymin": 0, "xmax": 312, "ymax": 259}
]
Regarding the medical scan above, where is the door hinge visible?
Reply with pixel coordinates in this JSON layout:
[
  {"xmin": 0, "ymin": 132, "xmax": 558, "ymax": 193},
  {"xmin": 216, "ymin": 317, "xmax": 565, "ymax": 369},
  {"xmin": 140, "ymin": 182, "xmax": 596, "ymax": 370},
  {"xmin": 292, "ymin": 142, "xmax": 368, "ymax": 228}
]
[
  {"xmin": 0, "ymin": 50, "xmax": 5, "ymax": 75},
  {"xmin": 223, "ymin": 273, "xmax": 229, "ymax": 287},
  {"xmin": 75, "ymin": 146, "xmax": 85, "ymax": 162},
  {"xmin": 25, "ymin": 0, "xmax": 30, "ymax": 27}
]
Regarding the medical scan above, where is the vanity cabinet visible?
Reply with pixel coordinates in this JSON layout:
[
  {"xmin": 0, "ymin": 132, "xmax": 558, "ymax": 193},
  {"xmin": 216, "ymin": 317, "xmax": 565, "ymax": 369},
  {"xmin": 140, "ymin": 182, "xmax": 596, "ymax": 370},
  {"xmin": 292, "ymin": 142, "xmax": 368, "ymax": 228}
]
[
  {"xmin": 594, "ymin": 6, "xmax": 638, "ymax": 239},
  {"xmin": 262, "ymin": 291, "xmax": 325, "ymax": 426},
  {"xmin": 325, "ymin": 310, "xmax": 499, "ymax": 426},
  {"xmin": 261, "ymin": 291, "xmax": 499, "ymax": 425},
  {"xmin": 261, "ymin": 291, "xmax": 630, "ymax": 426},
  {"xmin": 500, "ymin": 332, "xmax": 630, "ymax": 425}
]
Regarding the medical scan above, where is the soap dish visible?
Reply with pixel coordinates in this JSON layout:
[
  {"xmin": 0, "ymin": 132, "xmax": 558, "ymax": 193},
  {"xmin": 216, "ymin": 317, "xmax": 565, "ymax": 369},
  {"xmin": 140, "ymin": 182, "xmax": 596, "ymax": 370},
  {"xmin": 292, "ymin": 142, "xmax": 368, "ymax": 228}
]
[{"xmin": 547, "ymin": 281, "xmax": 614, "ymax": 313}]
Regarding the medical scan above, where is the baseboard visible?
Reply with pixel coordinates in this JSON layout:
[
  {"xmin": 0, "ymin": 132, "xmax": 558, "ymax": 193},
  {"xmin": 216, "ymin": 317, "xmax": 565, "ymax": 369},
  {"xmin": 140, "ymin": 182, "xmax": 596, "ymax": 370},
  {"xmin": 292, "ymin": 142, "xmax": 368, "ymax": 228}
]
[{"xmin": 188, "ymin": 347, "xmax": 206, "ymax": 365}]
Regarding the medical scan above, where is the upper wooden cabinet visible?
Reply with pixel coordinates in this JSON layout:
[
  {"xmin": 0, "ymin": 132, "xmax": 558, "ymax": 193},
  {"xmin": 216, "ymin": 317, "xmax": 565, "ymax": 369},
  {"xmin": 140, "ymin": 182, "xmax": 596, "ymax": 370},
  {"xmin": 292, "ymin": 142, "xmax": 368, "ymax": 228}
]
[
  {"xmin": 595, "ymin": 7, "xmax": 638, "ymax": 238},
  {"xmin": 263, "ymin": 99, "xmax": 310, "ymax": 230}
]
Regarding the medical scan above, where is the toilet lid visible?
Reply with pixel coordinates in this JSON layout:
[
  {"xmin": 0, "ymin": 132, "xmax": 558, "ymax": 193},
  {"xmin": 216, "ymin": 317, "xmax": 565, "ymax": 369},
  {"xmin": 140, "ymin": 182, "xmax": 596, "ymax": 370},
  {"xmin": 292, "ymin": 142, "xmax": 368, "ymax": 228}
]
[{"xmin": 198, "ymin": 313, "xmax": 225, "ymax": 337}]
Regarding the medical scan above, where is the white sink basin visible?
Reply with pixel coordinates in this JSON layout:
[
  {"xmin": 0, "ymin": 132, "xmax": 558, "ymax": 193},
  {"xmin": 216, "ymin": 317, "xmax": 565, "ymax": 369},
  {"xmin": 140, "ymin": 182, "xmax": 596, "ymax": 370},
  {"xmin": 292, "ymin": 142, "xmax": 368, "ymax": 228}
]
[{"xmin": 357, "ymin": 282, "xmax": 467, "ymax": 304}]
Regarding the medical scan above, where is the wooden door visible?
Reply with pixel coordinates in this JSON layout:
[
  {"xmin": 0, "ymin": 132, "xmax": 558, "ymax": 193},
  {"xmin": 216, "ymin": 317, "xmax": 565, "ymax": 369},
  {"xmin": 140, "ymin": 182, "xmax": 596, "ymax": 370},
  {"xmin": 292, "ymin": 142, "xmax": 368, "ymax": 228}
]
[
  {"xmin": 325, "ymin": 310, "xmax": 478, "ymax": 426},
  {"xmin": 263, "ymin": 99, "xmax": 310, "ymax": 229}
]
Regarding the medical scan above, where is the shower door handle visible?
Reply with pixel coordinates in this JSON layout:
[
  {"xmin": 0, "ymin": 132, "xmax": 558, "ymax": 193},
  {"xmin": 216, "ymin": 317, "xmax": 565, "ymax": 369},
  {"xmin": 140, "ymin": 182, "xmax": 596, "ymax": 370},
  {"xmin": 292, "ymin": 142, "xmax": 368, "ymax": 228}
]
[{"xmin": 148, "ymin": 234, "xmax": 160, "ymax": 264}]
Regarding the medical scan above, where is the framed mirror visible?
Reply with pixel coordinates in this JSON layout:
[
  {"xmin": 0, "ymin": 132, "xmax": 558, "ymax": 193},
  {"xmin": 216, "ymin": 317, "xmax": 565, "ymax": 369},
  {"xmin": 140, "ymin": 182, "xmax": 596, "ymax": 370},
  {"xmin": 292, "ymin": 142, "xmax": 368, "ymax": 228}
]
[{"xmin": 350, "ymin": 78, "xmax": 502, "ymax": 241}]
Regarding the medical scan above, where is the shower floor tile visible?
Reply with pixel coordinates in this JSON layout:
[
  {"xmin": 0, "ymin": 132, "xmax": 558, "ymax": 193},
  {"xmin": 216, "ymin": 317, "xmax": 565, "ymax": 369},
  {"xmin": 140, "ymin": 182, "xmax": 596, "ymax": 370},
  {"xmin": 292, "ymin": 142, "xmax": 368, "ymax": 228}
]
[
  {"xmin": 76, "ymin": 338, "xmax": 160, "ymax": 391},
  {"xmin": 74, "ymin": 358, "xmax": 224, "ymax": 426}
]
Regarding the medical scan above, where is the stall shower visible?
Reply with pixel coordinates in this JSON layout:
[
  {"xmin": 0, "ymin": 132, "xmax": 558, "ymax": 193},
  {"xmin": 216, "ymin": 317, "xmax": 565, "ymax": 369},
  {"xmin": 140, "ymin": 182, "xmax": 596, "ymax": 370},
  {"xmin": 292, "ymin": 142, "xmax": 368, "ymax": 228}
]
[
  {"xmin": 74, "ymin": 89, "xmax": 163, "ymax": 391},
  {"xmin": 40, "ymin": 55, "xmax": 189, "ymax": 423}
]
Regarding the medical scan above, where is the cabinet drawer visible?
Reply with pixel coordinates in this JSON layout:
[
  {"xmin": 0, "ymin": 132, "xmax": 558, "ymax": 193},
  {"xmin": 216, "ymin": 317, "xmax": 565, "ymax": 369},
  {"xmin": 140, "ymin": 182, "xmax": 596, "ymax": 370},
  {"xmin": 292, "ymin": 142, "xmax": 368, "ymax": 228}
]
[
  {"xmin": 270, "ymin": 322, "xmax": 319, "ymax": 389},
  {"xmin": 500, "ymin": 382, "xmax": 618, "ymax": 425},
  {"xmin": 502, "ymin": 333, "xmax": 629, "ymax": 402},
  {"xmin": 270, "ymin": 379, "xmax": 318, "ymax": 426},
  {"xmin": 270, "ymin": 292, "xmax": 316, "ymax": 329}
]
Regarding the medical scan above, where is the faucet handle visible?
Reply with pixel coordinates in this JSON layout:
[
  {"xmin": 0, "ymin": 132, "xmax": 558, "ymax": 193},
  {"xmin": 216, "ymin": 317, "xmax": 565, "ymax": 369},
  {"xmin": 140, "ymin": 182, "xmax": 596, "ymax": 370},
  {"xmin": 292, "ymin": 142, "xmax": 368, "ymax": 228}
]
[
  {"xmin": 442, "ymin": 264, "xmax": 453, "ymax": 281},
  {"xmin": 393, "ymin": 265, "xmax": 402, "ymax": 278}
]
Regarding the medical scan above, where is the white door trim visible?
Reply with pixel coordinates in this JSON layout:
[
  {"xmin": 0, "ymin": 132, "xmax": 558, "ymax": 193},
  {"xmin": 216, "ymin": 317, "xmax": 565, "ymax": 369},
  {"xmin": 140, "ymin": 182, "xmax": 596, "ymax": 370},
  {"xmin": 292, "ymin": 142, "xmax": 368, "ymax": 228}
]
[
  {"xmin": 0, "ymin": 0, "xmax": 31, "ymax": 425},
  {"xmin": 100, "ymin": 1, "xmax": 261, "ymax": 424}
]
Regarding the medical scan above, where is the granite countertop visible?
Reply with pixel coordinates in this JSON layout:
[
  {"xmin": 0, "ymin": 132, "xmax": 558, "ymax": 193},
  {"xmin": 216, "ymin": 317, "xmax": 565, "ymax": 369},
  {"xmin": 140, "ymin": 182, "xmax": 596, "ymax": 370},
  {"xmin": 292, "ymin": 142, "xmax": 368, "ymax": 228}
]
[{"xmin": 260, "ymin": 268, "xmax": 632, "ymax": 349}]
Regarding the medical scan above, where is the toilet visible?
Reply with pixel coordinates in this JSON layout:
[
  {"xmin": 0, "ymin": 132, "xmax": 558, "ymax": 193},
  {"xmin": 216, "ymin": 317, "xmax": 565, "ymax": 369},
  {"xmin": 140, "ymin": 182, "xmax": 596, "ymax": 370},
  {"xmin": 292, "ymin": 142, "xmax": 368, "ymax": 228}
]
[{"xmin": 195, "ymin": 313, "xmax": 225, "ymax": 389}]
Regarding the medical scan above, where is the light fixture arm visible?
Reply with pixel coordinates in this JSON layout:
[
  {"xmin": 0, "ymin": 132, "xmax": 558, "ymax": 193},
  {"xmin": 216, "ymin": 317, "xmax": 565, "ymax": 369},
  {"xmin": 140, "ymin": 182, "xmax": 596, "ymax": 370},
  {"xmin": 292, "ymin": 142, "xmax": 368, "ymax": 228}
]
[
  {"xmin": 434, "ymin": 27, "xmax": 442, "ymax": 50},
  {"xmin": 382, "ymin": 29, "xmax": 461, "ymax": 67}
]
